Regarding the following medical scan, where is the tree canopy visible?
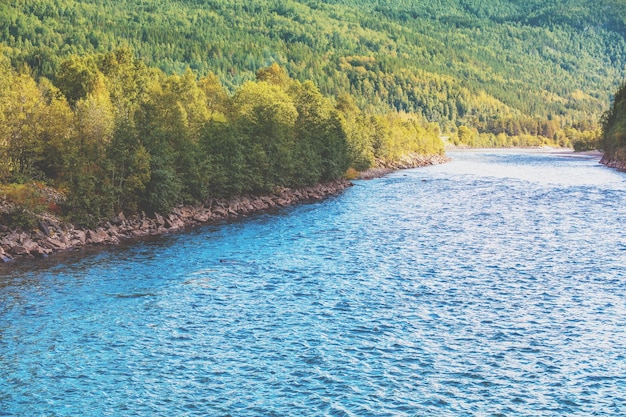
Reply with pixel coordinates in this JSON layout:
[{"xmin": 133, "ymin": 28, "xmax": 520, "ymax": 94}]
[
  {"xmin": 0, "ymin": 50, "xmax": 443, "ymax": 226},
  {"xmin": 601, "ymin": 80, "xmax": 626, "ymax": 163},
  {"xmin": 1, "ymin": 0, "xmax": 625, "ymax": 134}
]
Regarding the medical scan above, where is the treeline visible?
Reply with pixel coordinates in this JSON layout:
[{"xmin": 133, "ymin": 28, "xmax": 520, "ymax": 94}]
[
  {"xmin": 1, "ymin": 0, "xmax": 625, "ymax": 135},
  {"xmin": 601, "ymin": 80, "xmax": 626, "ymax": 163},
  {"xmin": 448, "ymin": 122, "xmax": 601, "ymax": 150},
  {"xmin": 0, "ymin": 49, "xmax": 443, "ymax": 226}
]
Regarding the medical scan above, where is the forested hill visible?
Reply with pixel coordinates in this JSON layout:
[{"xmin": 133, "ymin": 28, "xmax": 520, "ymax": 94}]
[
  {"xmin": 601, "ymin": 80, "xmax": 626, "ymax": 167},
  {"xmin": 1, "ymin": 0, "xmax": 626, "ymax": 134}
]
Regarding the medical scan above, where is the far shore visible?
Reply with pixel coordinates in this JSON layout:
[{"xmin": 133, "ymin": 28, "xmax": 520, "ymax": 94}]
[
  {"xmin": 447, "ymin": 146, "xmax": 604, "ymax": 158},
  {"xmin": 358, "ymin": 153, "xmax": 451, "ymax": 179}
]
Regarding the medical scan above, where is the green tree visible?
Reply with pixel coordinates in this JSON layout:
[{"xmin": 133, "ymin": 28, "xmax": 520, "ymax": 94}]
[
  {"xmin": 0, "ymin": 63, "xmax": 46, "ymax": 181},
  {"xmin": 233, "ymin": 80, "xmax": 298, "ymax": 191},
  {"xmin": 55, "ymin": 55, "xmax": 100, "ymax": 105}
]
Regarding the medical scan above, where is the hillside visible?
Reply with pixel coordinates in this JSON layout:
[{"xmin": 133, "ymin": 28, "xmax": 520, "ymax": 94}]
[{"xmin": 1, "ymin": 0, "xmax": 626, "ymax": 134}]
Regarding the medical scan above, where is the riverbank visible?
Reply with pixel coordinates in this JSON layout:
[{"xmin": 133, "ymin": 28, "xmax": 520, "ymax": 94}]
[
  {"xmin": 0, "ymin": 153, "xmax": 453, "ymax": 263},
  {"xmin": 358, "ymin": 153, "xmax": 451, "ymax": 179},
  {"xmin": 0, "ymin": 179, "xmax": 352, "ymax": 262},
  {"xmin": 600, "ymin": 153, "xmax": 626, "ymax": 171}
]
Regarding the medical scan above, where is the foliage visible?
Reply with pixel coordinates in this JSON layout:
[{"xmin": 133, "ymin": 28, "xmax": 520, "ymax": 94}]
[
  {"xmin": 0, "ymin": 182, "xmax": 57, "ymax": 228},
  {"xmin": 2, "ymin": 0, "xmax": 624, "ymax": 223},
  {"xmin": 0, "ymin": 0, "xmax": 624, "ymax": 134},
  {"xmin": 601, "ymin": 80, "xmax": 626, "ymax": 161},
  {"xmin": 0, "ymin": 49, "xmax": 444, "ymax": 224}
]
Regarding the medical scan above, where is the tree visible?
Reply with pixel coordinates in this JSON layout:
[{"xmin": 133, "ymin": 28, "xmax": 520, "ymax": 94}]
[
  {"xmin": 256, "ymin": 63, "xmax": 291, "ymax": 89},
  {"xmin": 55, "ymin": 55, "xmax": 100, "ymax": 105},
  {"xmin": 106, "ymin": 121, "xmax": 151, "ymax": 213},
  {"xmin": 0, "ymin": 64, "xmax": 46, "ymax": 181},
  {"xmin": 233, "ymin": 80, "xmax": 298, "ymax": 190},
  {"xmin": 98, "ymin": 47, "xmax": 151, "ymax": 122},
  {"xmin": 457, "ymin": 125, "xmax": 476, "ymax": 146},
  {"xmin": 35, "ymin": 78, "xmax": 74, "ymax": 180}
]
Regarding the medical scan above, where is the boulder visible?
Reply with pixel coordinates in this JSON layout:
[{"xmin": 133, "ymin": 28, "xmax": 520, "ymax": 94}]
[
  {"xmin": 11, "ymin": 245, "xmax": 32, "ymax": 257},
  {"xmin": 74, "ymin": 230, "xmax": 87, "ymax": 245},
  {"xmin": 193, "ymin": 212, "xmax": 210, "ymax": 223},
  {"xmin": 39, "ymin": 219, "xmax": 52, "ymax": 237},
  {"xmin": 154, "ymin": 212, "xmax": 165, "ymax": 226},
  {"xmin": 87, "ymin": 229, "xmax": 105, "ymax": 244},
  {"xmin": 0, "ymin": 247, "xmax": 13, "ymax": 262}
]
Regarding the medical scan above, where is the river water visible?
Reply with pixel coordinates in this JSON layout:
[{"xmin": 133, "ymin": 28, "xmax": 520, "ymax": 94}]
[{"xmin": 1, "ymin": 150, "xmax": 626, "ymax": 416}]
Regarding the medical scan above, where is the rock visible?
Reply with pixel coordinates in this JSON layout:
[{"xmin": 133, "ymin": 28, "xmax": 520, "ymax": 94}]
[
  {"xmin": 87, "ymin": 229, "xmax": 105, "ymax": 244},
  {"xmin": 165, "ymin": 214, "xmax": 184, "ymax": 230},
  {"xmin": 11, "ymin": 245, "xmax": 32, "ymax": 257},
  {"xmin": 18, "ymin": 232, "xmax": 29, "ymax": 245},
  {"xmin": 69, "ymin": 239, "xmax": 83, "ymax": 248},
  {"xmin": 74, "ymin": 230, "xmax": 87, "ymax": 245},
  {"xmin": 39, "ymin": 219, "xmax": 52, "ymax": 237},
  {"xmin": 193, "ymin": 212, "xmax": 210, "ymax": 223},
  {"xmin": 105, "ymin": 231, "xmax": 121, "ymax": 244},
  {"xmin": 5, "ymin": 231, "xmax": 20, "ymax": 245},
  {"xmin": 212, "ymin": 207, "xmax": 227, "ymax": 217},
  {"xmin": 0, "ymin": 247, "xmax": 12, "ymax": 262},
  {"xmin": 0, "ymin": 178, "xmax": 357, "ymax": 262},
  {"xmin": 154, "ymin": 212, "xmax": 165, "ymax": 226},
  {"xmin": 44, "ymin": 237, "xmax": 67, "ymax": 251},
  {"xmin": 22, "ymin": 238, "xmax": 40, "ymax": 253},
  {"xmin": 31, "ymin": 245, "xmax": 52, "ymax": 258}
]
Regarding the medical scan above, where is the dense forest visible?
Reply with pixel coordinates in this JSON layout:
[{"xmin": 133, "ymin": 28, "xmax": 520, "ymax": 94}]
[
  {"xmin": 1, "ymin": 0, "xmax": 626, "ymax": 227},
  {"xmin": 1, "ymin": 0, "xmax": 625, "ymax": 135},
  {"xmin": 0, "ymin": 49, "xmax": 443, "ymax": 226}
]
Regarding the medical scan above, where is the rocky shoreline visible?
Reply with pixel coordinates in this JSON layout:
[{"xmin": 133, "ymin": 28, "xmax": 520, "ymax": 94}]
[
  {"xmin": 600, "ymin": 154, "xmax": 626, "ymax": 171},
  {"xmin": 0, "ymin": 153, "xmax": 451, "ymax": 263},
  {"xmin": 358, "ymin": 153, "xmax": 451, "ymax": 179},
  {"xmin": 0, "ymin": 179, "xmax": 352, "ymax": 262}
]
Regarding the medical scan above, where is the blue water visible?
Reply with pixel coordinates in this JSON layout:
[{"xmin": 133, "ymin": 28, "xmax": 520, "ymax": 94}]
[{"xmin": 2, "ymin": 150, "xmax": 626, "ymax": 416}]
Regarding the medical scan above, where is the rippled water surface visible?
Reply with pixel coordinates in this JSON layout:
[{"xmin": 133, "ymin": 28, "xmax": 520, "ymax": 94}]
[{"xmin": 2, "ymin": 150, "xmax": 626, "ymax": 416}]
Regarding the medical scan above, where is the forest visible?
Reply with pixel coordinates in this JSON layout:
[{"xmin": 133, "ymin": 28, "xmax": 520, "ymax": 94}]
[
  {"xmin": 0, "ymin": 49, "xmax": 443, "ymax": 226},
  {"xmin": 601, "ymin": 80, "xmax": 626, "ymax": 165},
  {"xmin": 1, "ymin": 0, "xmax": 625, "ymax": 135},
  {"xmin": 1, "ymin": 0, "xmax": 626, "ymax": 227}
]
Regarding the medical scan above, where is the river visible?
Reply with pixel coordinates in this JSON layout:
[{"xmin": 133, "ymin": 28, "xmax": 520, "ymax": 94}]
[{"xmin": 1, "ymin": 150, "xmax": 625, "ymax": 416}]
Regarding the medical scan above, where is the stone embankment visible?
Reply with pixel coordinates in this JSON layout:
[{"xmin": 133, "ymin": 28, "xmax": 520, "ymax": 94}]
[
  {"xmin": 358, "ymin": 153, "xmax": 451, "ymax": 179},
  {"xmin": 0, "ymin": 179, "xmax": 352, "ymax": 262}
]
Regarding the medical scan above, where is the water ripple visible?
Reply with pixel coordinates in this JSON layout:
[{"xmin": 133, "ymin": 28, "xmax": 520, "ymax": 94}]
[{"xmin": 1, "ymin": 150, "xmax": 626, "ymax": 415}]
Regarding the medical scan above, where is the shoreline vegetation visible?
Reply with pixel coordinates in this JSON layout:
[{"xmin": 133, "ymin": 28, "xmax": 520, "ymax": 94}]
[
  {"xmin": 0, "ymin": 50, "xmax": 449, "ymax": 264},
  {"xmin": 0, "ymin": 154, "xmax": 449, "ymax": 263},
  {"xmin": 600, "ymin": 81, "xmax": 626, "ymax": 171},
  {"xmin": 1, "ymin": 36, "xmax": 623, "ymax": 263},
  {"xmin": 0, "ymin": 179, "xmax": 351, "ymax": 263}
]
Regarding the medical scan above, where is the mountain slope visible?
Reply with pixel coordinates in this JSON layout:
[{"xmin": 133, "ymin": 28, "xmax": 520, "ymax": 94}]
[{"xmin": 1, "ymin": 0, "xmax": 625, "ymax": 132}]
